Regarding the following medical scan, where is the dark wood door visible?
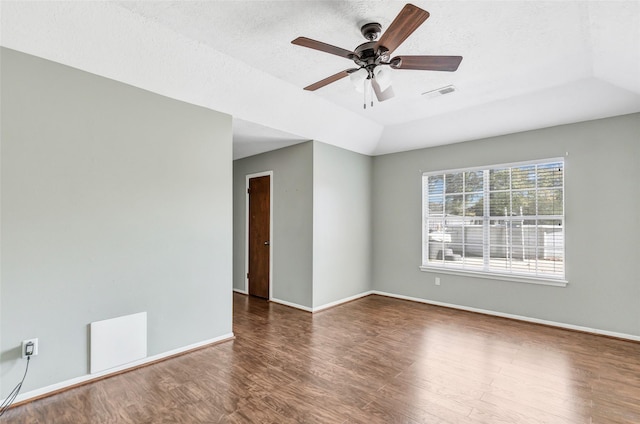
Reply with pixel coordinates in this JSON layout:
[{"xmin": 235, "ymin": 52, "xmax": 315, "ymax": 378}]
[{"xmin": 248, "ymin": 175, "xmax": 270, "ymax": 299}]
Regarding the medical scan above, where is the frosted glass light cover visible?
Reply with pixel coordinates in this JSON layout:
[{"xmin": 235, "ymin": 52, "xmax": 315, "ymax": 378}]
[
  {"xmin": 373, "ymin": 66, "xmax": 392, "ymax": 91},
  {"xmin": 350, "ymin": 68, "xmax": 368, "ymax": 93}
]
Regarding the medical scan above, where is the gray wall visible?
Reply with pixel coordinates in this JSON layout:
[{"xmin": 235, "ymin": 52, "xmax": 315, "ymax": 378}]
[
  {"xmin": 312, "ymin": 142, "xmax": 372, "ymax": 308},
  {"xmin": 233, "ymin": 142, "xmax": 314, "ymax": 308},
  {"xmin": 1, "ymin": 48, "xmax": 233, "ymax": 396},
  {"xmin": 373, "ymin": 113, "xmax": 640, "ymax": 336}
]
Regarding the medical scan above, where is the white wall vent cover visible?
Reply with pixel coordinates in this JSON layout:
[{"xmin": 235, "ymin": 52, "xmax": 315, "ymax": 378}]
[{"xmin": 90, "ymin": 312, "xmax": 147, "ymax": 374}]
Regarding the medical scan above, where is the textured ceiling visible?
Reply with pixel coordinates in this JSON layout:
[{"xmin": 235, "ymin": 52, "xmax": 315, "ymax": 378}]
[{"xmin": 2, "ymin": 1, "xmax": 639, "ymax": 158}]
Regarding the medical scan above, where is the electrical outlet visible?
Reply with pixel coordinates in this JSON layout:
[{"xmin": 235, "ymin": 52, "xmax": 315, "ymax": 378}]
[
  {"xmin": 435, "ymin": 277, "xmax": 441, "ymax": 286},
  {"xmin": 22, "ymin": 338, "xmax": 38, "ymax": 358}
]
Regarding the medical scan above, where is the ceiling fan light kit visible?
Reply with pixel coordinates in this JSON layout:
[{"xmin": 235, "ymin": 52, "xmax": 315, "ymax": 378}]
[
  {"xmin": 373, "ymin": 66, "xmax": 392, "ymax": 91},
  {"xmin": 291, "ymin": 3, "xmax": 463, "ymax": 108},
  {"xmin": 349, "ymin": 68, "xmax": 368, "ymax": 93}
]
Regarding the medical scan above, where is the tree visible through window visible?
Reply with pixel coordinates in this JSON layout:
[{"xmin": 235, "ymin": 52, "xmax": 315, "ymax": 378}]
[{"xmin": 422, "ymin": 159, "xmax": 565, "ymax": 280}]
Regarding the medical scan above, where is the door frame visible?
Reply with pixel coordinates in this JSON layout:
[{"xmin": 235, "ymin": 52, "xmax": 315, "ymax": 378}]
[{"xmin": 245, "ymin": 171, "xmax": 274, "ymax": 300}]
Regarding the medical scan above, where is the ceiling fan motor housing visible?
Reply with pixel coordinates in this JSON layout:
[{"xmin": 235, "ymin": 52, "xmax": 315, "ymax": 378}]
[
  {"xmin": 358, "ymin": 23, "xmax": 390, "ymax": 65},
  {"xmin": 354, "ymin": 42, "xmax": 389, "ymax": 68},
  {"xmin": 354, "ymin": 41, "xmax": 377, "ymax": 61}
]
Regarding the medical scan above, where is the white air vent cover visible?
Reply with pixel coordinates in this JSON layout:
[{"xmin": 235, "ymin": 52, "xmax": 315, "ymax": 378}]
[
  {"xmin": 422, "ymin": 85, "xmax": 456, "ymax": 99},
  {"xmin": 90, "ymin": 312, "xmax": 147, "ymax": 373}
]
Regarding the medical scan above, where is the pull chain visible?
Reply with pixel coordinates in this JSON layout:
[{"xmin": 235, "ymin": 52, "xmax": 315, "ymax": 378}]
[
  {"xmin": 363, "ymin": 79, "xmax": 366, "ymax": 109},
  {"xmin": 370, "ymin": 78, "xmax": 374, "ymax": 108},
  {"xmin": 363, "ymin": 78, "xmax": 374, "ymax": 109}
]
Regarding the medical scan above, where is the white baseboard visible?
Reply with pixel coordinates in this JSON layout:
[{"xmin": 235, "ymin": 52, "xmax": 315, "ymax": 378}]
[
  {"xmin": 312, "ymin": 291, "xmax": 374, "ymax": 312},
  {"xmin": 371, "ymin": 291, "xmax": 640, "ymax": 342},
  {"xmin": 270, "ymin": 297, "xmax": 313, "ymax": 312},
  {"xmin": 233, "ymin": 290, "xmax": 314, "ymax": 312},
  {"xmin": 10, "ymin": 333, "xmax": 235, "ymax": 405},
  {"xmin": 270, "ymin": 291, "xmax": 374, "ymax": 313},
  {"xmin": 238, "ymin": 291, "xmax": 316, "ymax": 312}
]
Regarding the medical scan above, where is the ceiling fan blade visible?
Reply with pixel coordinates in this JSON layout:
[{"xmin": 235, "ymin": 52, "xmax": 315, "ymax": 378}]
[
  {"xmin": 390, "ymin": 55, "xmax": 463, "ymax": 71},
  {"xmin": 303, "ymin": 69, "xmax": 356, "ymax": 91},
  {"xmin": 375, "ymin": 4, "xmax": 430, "ymax": 55},
  {"xmin": 292, "ymin": 37, "xmax": 355, "ymax": 59},
  {"xmin": 372, "ymin": 79, "xmax": 395, "ymax": 102}
]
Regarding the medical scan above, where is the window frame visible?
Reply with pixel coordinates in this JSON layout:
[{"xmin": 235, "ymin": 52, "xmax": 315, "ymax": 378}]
[{"xmin": 420, "ymin": 158, "xmax": 567, "ymax": 287}]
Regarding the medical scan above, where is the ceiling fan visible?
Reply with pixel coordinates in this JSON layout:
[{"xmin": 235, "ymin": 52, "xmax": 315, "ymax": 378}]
[{"xmin": 291, "ymin": 3, "xmax": 462, "ymax": 108}]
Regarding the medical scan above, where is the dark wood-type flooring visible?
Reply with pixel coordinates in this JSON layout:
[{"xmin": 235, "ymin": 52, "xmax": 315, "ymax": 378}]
[{"xmin": 4, "ymin": 293, "xmax": 640, "ymax": 423}]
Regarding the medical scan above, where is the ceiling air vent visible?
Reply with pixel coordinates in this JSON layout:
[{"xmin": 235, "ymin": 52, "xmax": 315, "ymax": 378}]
[{"xmin": 422, "ymin": 85, "xmax": 456, "ymax": 99}]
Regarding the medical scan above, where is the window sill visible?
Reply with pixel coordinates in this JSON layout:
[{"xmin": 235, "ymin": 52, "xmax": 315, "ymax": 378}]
[{"xmin": 419, "ymin": 266, "xmax": 568, "ymax": 287}]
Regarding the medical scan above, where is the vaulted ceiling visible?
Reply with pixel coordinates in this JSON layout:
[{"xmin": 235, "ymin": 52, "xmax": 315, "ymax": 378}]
[{"xmin": 2, "ymin": 1, "xmax": 639, "ymax": 159}]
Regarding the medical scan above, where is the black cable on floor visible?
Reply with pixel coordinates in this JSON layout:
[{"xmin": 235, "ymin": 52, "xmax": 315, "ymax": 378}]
[{"xmin": 0, "ymin": 356, "xmax": 31, "ymax": 417}]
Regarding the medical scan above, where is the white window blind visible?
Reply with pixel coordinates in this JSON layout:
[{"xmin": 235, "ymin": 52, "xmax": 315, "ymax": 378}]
[{"xmin": 422, "ymin": 159, "xmax": 565, "ymax": 280}]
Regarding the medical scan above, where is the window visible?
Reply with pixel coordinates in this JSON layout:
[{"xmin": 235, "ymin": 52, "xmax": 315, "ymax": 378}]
[{"xmin": 422, "ymin": 159, "xmax": 565, "ymax": 282}]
